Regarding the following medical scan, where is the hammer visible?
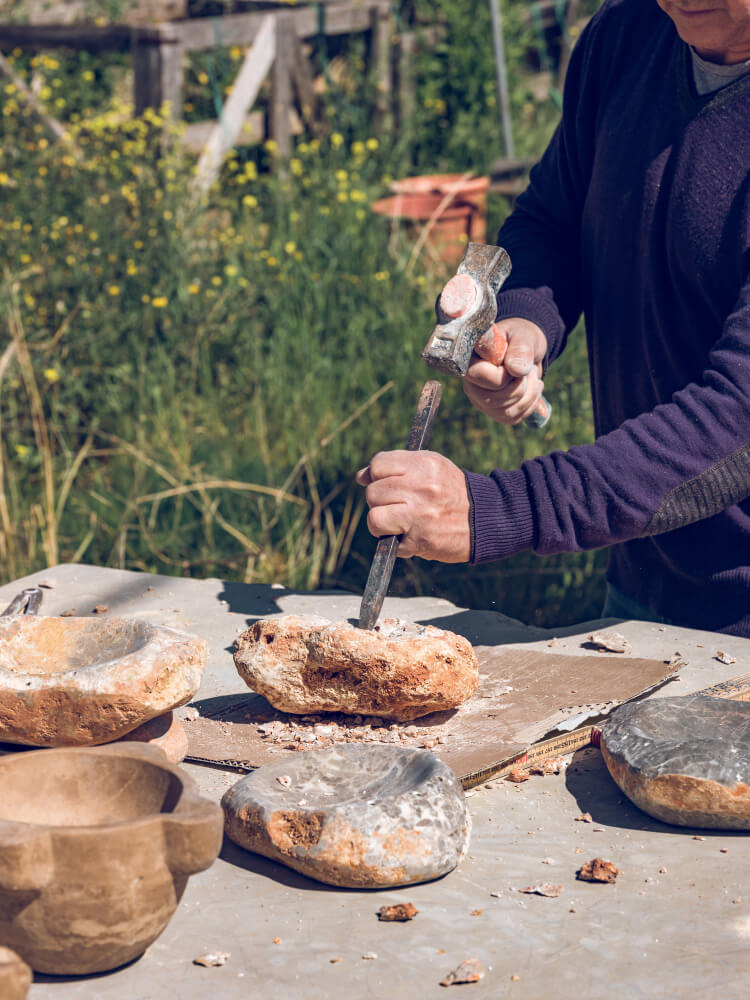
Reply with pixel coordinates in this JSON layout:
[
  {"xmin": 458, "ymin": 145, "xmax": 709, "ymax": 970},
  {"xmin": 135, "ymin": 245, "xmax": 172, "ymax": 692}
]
[{"xmin": 421, "ymin": 243, "xmax": 551, "ymax": 429}]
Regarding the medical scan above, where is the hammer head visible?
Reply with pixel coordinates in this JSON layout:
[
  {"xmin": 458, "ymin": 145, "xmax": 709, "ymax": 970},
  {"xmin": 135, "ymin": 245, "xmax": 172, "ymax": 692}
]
[{"xmin": 421, "ymin": 243, "xmax": 511, "ymax": 376}]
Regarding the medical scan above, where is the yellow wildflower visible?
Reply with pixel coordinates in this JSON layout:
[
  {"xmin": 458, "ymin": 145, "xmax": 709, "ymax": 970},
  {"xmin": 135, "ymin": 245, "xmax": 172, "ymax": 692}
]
[
  {"xmin": 284, "ymin": 241, "xmax": 296, "ymax": 255},
  {"xmin": 266, "ymin": 256, "xmax": 277, "ymax": 267},
  {"xmin": 336, "ymin": 191, "xmax": 348, "ymax": 203},
  {"xmin": 225, "ymin": 265, "xmax": 238, "ymax": 277},
  {"xmin": 188, "ymin": 283, "xmax": 200, "ymax": 294},
  {"xmin": 242, "ymin": 194, "xmax": 258, "ymax": 208},
  {"xmin": 351, "ymin": 141, "xmax": 365, "ymax": 157},
  {"xmin": 107, "ymin": 285, "xmax": 120, "ymax": 296},
  {"xmin": 152, "ymin": 296, "xmax": 168, "ymax": 308},
  {"xmin": 335, "ymin": 169, "xmax": 348, "ymax": 182},
  {"xmin": 331, "ymin": 133, "xmax": 344, "ymax": 148},
  {"xmin": 211, "ymin": 276, "xmax": 222, "ymax": 286},
  {"xmin": 264, "ymin": 139, "xmax": 278, "ymax": 154},
  {"xmin": 43, "ymin": 368, "xmax": 60, "ymax": 383},
  {"xmin": 366, "ymin": 137, "xmax": 379, "ymax": 151},
  {"xmin": 14, "ymin": 445, "xmax": 29, "ymax": 457},
  {"xmin": 375, "ymin": 271, "xmax": 390, "ymax": 282},
  {"xmin": 19, "ymin": 253, "xmax": 30, "ymax": 264}
]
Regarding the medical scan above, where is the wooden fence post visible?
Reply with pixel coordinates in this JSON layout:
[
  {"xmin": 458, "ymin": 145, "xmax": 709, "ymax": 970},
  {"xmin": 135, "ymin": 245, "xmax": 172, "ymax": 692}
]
[
  {"xmin": 271, "ymin": 13, "xmax": 294, "ymax": 160},
  {"xmin": 396, "ymin": 30, "xmax": 416, "ymax": 133},
  {"xmin": 132, "ymin": 26, "xmax": 183, "ymax": 119},
  {"xmin": 371, "ymin": 3, "xmax": 392, "ymax": 132}
]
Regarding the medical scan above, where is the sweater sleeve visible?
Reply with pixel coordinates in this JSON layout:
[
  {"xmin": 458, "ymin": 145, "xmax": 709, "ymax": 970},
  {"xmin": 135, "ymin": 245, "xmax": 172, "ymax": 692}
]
[
  {"xmin": 493, "ymin": 9, "xmax": 604, "ymax": 363},
  {"xmin": 467, "ymin": 273, "xmax": 750, "ymax": 562}
]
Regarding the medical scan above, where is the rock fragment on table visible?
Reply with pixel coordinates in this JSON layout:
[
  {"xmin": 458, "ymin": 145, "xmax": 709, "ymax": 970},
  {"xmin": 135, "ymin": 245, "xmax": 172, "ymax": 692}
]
[{"xmin": 233, "ymin": 615, "xmax": 479, "ymax": 722}]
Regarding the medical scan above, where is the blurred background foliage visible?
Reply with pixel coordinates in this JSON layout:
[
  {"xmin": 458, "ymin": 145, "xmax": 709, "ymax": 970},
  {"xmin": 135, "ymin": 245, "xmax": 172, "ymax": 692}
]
[{"xmin": 0, "ymin": 0, "xmax": 606, "ymax": 627}]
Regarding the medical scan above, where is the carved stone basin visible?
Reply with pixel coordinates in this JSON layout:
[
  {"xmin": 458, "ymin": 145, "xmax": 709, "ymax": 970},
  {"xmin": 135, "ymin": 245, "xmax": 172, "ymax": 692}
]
[
  {"xmin": 0, "ymin": 616, "xmax": 207, "ymax": 746},
  {"xmin": 0, "ymin": 743, "xmax": 223, "ymax": 975}
]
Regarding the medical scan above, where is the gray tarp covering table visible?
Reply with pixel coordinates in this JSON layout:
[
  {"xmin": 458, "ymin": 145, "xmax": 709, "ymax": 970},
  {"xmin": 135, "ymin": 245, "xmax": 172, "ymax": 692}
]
[{"xmin": 1, "ymin": 564, "xmax": 749, "ymax": 1000}]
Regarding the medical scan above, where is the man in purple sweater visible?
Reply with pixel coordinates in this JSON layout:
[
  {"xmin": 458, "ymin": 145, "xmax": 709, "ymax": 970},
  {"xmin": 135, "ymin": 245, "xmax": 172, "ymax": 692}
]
[{"xmin": 357, "ymin": 0, "xmax": 750, "ymax": 636}]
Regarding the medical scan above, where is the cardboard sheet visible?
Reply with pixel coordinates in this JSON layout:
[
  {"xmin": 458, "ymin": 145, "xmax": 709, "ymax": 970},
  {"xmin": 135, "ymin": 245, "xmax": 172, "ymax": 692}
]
[{"xmin": 185, "ymin": 646, "xmax": 678, "ymax": 785}]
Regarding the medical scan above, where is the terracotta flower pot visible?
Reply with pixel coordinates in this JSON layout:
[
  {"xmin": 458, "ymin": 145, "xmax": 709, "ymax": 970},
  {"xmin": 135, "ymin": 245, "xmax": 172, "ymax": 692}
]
[
  {"xmin": 372, "ymin": 193, "xmax": 475, "ymax": 268},
  {"xmin": 390, "ymin": 174, "xmax": 490, "ymax": 242},
  {"xmin": 0, "ymin": 743, "xmax": 223, "ymax": 975}
]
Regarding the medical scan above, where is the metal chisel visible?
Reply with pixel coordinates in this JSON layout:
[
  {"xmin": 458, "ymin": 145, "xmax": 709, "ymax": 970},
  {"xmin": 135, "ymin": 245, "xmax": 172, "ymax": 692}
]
[{"xmin": 357, "ymin": 380, "xmax": 443, "ymax": 630}]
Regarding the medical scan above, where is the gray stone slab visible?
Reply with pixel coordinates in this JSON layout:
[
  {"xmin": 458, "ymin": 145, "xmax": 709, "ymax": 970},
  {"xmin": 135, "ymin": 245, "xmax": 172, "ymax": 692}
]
[{"xmin": 0, "ymin": 565, "xmax": 747, "ymax": 998}]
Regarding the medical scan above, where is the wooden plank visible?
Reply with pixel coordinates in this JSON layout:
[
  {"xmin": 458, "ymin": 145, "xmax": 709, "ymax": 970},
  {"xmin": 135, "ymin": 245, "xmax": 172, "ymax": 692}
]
[
  {"xmin": 133, "ymin": 28, "xmax": 182, "ymax": 115},
  {"xmin": 0, "ymin": 0, "xmax": 186, "ymax": 26},
  {"xmin": 181, "ymin": 111, "xmax": 264, "ymax": 152},
  {"xmin": 0, "ymin": 50, "xmax": 74, "ymax": 148},
  {"xmin": 371, "ymin": 3, "xmax": 392, "ymax": 131},
  {"xmin": 172, "ymin": 2, "xmax": 386, "ymax": 52},
  {"xmin": 192, "ymin": 13, "xmax": 276, "ymax": 194},
  {"xmin": 0, "ymin": 24, "xmax": 135, "ymax": 50},
  {"xmin": 271, "ymin": 12, "xmax": 293, "ymax": 160},
  {"xmin": 396, "ymin": 29, "xmax": 416, "ymax": 131},
  {"xmin": 289, "ymin": 27, "xmax": 319, "ymax": 131}
]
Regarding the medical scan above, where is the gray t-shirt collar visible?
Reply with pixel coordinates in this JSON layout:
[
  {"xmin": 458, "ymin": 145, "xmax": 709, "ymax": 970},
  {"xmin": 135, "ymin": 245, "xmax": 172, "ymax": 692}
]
[{"xmin": 691, "ymin": 47, "xmax": 750, "ymax": 94}]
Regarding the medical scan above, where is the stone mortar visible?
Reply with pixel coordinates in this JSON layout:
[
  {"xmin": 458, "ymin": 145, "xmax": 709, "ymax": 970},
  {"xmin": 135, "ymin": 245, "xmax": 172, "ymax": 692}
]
[
  {"xmin": 0, "ymin": 743, "xmax": 223, "ymax": 974},
  {"xmin": 601, "ymin": 694, "xmax": 750, "ymax": 828},
  {"xmin": 0, "ymin": 615, "xmax": 207, "ymax": 746},
  {"xmin": 222, "ymin": 744, "xmax": 471, "ymax": 887}
]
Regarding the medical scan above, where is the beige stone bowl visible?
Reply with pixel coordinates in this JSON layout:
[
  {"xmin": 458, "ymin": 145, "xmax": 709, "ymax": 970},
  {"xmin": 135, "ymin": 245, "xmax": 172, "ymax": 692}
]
[
  {"xmin": 0, "ymin": 743, "xmax": 223, "ymax": 975},
  {"xmin": 0, "ymin": 615, "xmax": 207, "ymax": 746}
]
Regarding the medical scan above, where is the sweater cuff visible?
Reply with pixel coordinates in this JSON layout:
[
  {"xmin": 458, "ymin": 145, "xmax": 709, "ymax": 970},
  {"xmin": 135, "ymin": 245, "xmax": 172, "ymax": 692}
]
[
  {"xmin": 464, "ymin": 469, "xmax": 536, "ymax": 564},
  {"xmin": 495, "ymin": 288, "xmax": 565, "ymax": 364}
]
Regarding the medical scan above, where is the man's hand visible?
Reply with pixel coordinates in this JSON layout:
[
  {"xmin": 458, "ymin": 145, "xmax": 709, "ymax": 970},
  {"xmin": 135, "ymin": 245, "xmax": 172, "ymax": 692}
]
[
  {"xmin": 355, "ymin": 450, "xmax": 470, "ymax": 562},
  {"xmin": 464, "ymin": 317, "xmax": 547, "ymax": 425}
]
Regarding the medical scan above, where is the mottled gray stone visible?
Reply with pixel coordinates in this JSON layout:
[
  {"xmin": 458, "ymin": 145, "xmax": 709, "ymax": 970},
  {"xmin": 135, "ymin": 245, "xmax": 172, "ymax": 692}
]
[
  {"xmin": 601, "ymin": 695, "xmax": 750, "ymax": 828},
  {"xmin": 222, "ymin": 745, "xmax": 471, "ymax": 887}
]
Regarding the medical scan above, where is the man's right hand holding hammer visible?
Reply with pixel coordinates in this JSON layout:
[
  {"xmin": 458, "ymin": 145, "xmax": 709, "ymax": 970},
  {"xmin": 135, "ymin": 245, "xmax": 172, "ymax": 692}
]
[{"xmin": 355, "ymin": 314, "xmax": 548, "ymax": 563}]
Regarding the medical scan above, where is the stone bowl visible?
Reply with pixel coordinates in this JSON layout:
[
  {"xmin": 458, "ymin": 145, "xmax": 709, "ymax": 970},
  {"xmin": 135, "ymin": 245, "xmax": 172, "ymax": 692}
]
[
  {"xmin": 601, "ymin": 694, "xmax": 750, "ymax": 829},
  {"xmin": 0, "ymin": 615, "xmax": 207, "ymax": 746},
  {"xmin": 0, "ymin": 743, "xmax": 223, "ymax": 975},
  {"xmin": 222, "ymin": 744, "xmax": 471, "ymax": 888}
]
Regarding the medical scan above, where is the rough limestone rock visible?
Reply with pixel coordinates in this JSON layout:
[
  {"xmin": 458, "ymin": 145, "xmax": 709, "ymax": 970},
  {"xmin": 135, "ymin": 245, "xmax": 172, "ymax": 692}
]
[
  {"xmin": 233, "ymin": 615, "xmax": 479, "ymax": 722},
  {"xmin": 222, "ymin": 744, "xmax": 471, "ymax": 887},
  {"xmin": 0, "ymin": 947, "xmax": 31, "ymax": 1000},
  {"xmin": 0, "ymin": 616, "xmax": 207, "ymax": 746},
  {"xmin": 118, "ymin": 710, "xmax": 189, "ymax": 762},
  {"xmin": 601, "ymin": 694, "xmax": 750, "ymax": 829}
]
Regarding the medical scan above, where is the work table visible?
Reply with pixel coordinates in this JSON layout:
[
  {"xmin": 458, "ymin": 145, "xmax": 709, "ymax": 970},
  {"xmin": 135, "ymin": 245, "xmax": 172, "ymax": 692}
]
[{"xmin": 2, "ymin": 564, "xmax": 748, "ymax": 1000}]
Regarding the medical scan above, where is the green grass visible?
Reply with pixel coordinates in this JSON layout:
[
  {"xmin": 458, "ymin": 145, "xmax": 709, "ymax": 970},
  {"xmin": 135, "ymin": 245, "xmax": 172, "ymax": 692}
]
[{"xmin": 0, "ymin": 3, "xmax": 606, "ymax": 626}]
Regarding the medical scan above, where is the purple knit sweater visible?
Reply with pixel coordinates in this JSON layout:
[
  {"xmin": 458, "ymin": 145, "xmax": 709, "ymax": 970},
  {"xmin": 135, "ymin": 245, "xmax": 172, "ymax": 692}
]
[{"xmin": 466, "ymin": 0, "xmax": 750, "ymax": 635}]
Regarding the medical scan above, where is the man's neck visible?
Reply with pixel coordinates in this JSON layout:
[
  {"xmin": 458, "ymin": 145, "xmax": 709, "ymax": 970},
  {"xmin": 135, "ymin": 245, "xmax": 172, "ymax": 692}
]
[{"xmin": 693, "ymin": 44, "xmax": 750, "ymax": 65}]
